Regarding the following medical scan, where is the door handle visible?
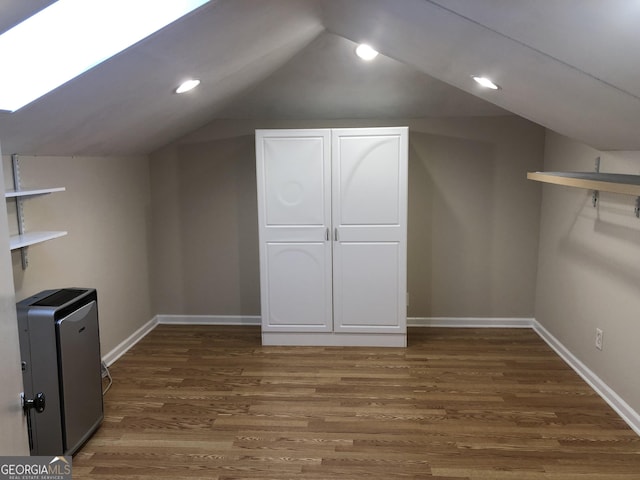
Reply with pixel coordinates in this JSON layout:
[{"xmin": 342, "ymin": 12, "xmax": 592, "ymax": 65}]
[
  {"xmin": 334, "ymin": 228, "xmax": 338, "ymax": 241},
  {"xmin": 325, "ymin": 228, "xmax": 329, "ymax": 241}
]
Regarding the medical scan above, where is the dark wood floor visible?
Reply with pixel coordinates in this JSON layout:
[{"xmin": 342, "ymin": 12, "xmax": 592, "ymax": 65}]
[{"xmin": 73, "ymin": 325, "xmax": 640, "ymax": 479}]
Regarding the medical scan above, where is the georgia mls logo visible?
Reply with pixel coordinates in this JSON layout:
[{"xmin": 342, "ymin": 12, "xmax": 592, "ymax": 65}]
[
  {"xmin": 0, "ymin": 456, "xmax": 72, "ymax": 479},
  {"xmin": 48, "ymin": 456, "xmax": 71, "ymax": 474}
]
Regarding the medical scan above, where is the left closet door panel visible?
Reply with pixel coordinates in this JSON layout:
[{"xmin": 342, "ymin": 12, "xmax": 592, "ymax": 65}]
[{"xmin": 256, "ymin": 130, "xmax": 333, "ymax": 332}]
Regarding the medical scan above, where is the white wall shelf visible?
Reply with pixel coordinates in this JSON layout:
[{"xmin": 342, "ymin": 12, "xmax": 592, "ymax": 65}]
[
  {"xmin": 6, "ymin": 154, "xmax": 67, "ymax": 268},
  {"xmin": 5, "ymin": 187, "xmax": 66, "ymax": 198},
  {"xmin": 10, "ymin": 231, "xmax": 68, "ymax": 250}
]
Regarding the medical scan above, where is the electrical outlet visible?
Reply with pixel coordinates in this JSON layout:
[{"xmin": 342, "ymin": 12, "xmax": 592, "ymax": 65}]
[{"xmin": 595, "ymin": 328, "xmax": 603, "ymax": 350}]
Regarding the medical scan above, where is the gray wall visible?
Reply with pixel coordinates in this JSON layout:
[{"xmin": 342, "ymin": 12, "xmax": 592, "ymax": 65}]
[
  {"xmin": 535, "ymin": 131, "xmax": 640, "ymax": 413},
  {"xmin": 150, "ymin": 137, "xmax": 260, "ymax": 316},
  {"xmin": 2, "ymin": 155, "xmax": 153, "ymax": 356},
  {"xmin": 8, "ymin": 119, "xmax": 640, "ymax": 447},
  {"xmin": 150, "ymin": 116, "xmax": 545, "ymax": 318}
]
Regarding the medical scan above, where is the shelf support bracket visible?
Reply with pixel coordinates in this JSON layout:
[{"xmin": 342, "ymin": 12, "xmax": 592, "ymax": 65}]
[
  {"xmin": 592, "ymin": 156, "xmax": 600, "ymax": 208},
  {"xmin": 11, "ymin": 154, "xmax": 29, "ymax": 269}
]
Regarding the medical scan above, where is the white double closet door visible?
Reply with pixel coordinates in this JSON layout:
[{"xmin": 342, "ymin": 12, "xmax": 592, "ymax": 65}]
[{"xmin": 256, "ymin": 127, "xmax": 408, "ymax": 346}]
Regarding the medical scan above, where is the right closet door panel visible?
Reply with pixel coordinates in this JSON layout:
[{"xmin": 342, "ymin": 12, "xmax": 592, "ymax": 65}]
[
  {"xmin": 332, "ymin": 128, "xmax": 408, "ymax": 333},
  {"xmin": 333, "ymin": 242, "xmax": 401, "ymax": 330}
]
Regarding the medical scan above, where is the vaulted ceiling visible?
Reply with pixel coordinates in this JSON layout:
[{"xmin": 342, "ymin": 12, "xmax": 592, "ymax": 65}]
[{"xmin": 0, "ymin": 0, "xmax": 639, "ymax": 156}]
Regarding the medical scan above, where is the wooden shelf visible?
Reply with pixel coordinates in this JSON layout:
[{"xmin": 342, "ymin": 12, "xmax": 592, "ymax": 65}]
[
  {"xmin": 5, "ymin": 187, "xmax": 65, "ymax": 198},
  {"xmin": 527, "ymin": 171, "xmax": 640, "ymax": 197},
  {"xmin": 10, "ymin": 231, "xmax": 68, "ymax": 250}
]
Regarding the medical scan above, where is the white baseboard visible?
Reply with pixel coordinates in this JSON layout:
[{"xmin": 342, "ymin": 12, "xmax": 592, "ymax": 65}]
[
  {"xmin": 532, "ymin": 320, "xmax": 640, "ymax": 436},
  {"xmin": 408, "ymin": 317, "xmax": 534, "ymax": 328},
  {"xmin": 101, "ymin": 315, "xmax": 260, "ymax": 366},
  {"xmin": 101, "ymin": 316, "xmax": 158, "ymax": 367},
  {"xmin": 101, "ymin": 314, "xmax": 640, "ymax": 436},
  {"xmin": 156, "ymin": 314, "xmax": 261, "ymax": 326},
  {"xmin": 262, "ymin": 332, "xmax": 406, "ymax": 347}
]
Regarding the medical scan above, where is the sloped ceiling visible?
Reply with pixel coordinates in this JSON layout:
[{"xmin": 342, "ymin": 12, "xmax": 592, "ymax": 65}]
[
  {"xmin": 0, "ymin": 0, "xmax": 639, "ymax": 156},
  {"xmin": 216, "ymin": 32, "xmax": 507, "ymax": 120}
]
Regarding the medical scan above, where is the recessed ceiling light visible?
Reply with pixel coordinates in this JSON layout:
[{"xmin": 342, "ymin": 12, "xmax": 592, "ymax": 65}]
[
  {"xmin": 472, "ymin": 76, "xmax": 501, "ymax": 90},
  {"xmin": 175, "ymin": 79, "xmax": 201, "ymax": 94},
  {"xmin": 0, "ymin": 0, "xmax": 210, "ymax": 112},
  {"xmin": 355, "ymin": 44, "xmax": 379, "ymax": 61}
]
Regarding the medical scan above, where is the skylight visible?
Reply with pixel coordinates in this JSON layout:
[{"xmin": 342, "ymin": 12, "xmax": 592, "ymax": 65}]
[{"xmin": 0, "ymin": 0, "xmax": 210, "ymax": 112}]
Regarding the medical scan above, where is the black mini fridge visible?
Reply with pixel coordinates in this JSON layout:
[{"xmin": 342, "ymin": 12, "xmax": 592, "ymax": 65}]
[{"xmin": 17, "ymin": 288, "xmax": 104, "ymax": 456}]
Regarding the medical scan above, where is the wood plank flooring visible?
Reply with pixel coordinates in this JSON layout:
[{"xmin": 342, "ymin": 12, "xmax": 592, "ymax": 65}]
[{"xmin": 73, "ymin": 325, "xmax": 640, "ymax": 479}]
